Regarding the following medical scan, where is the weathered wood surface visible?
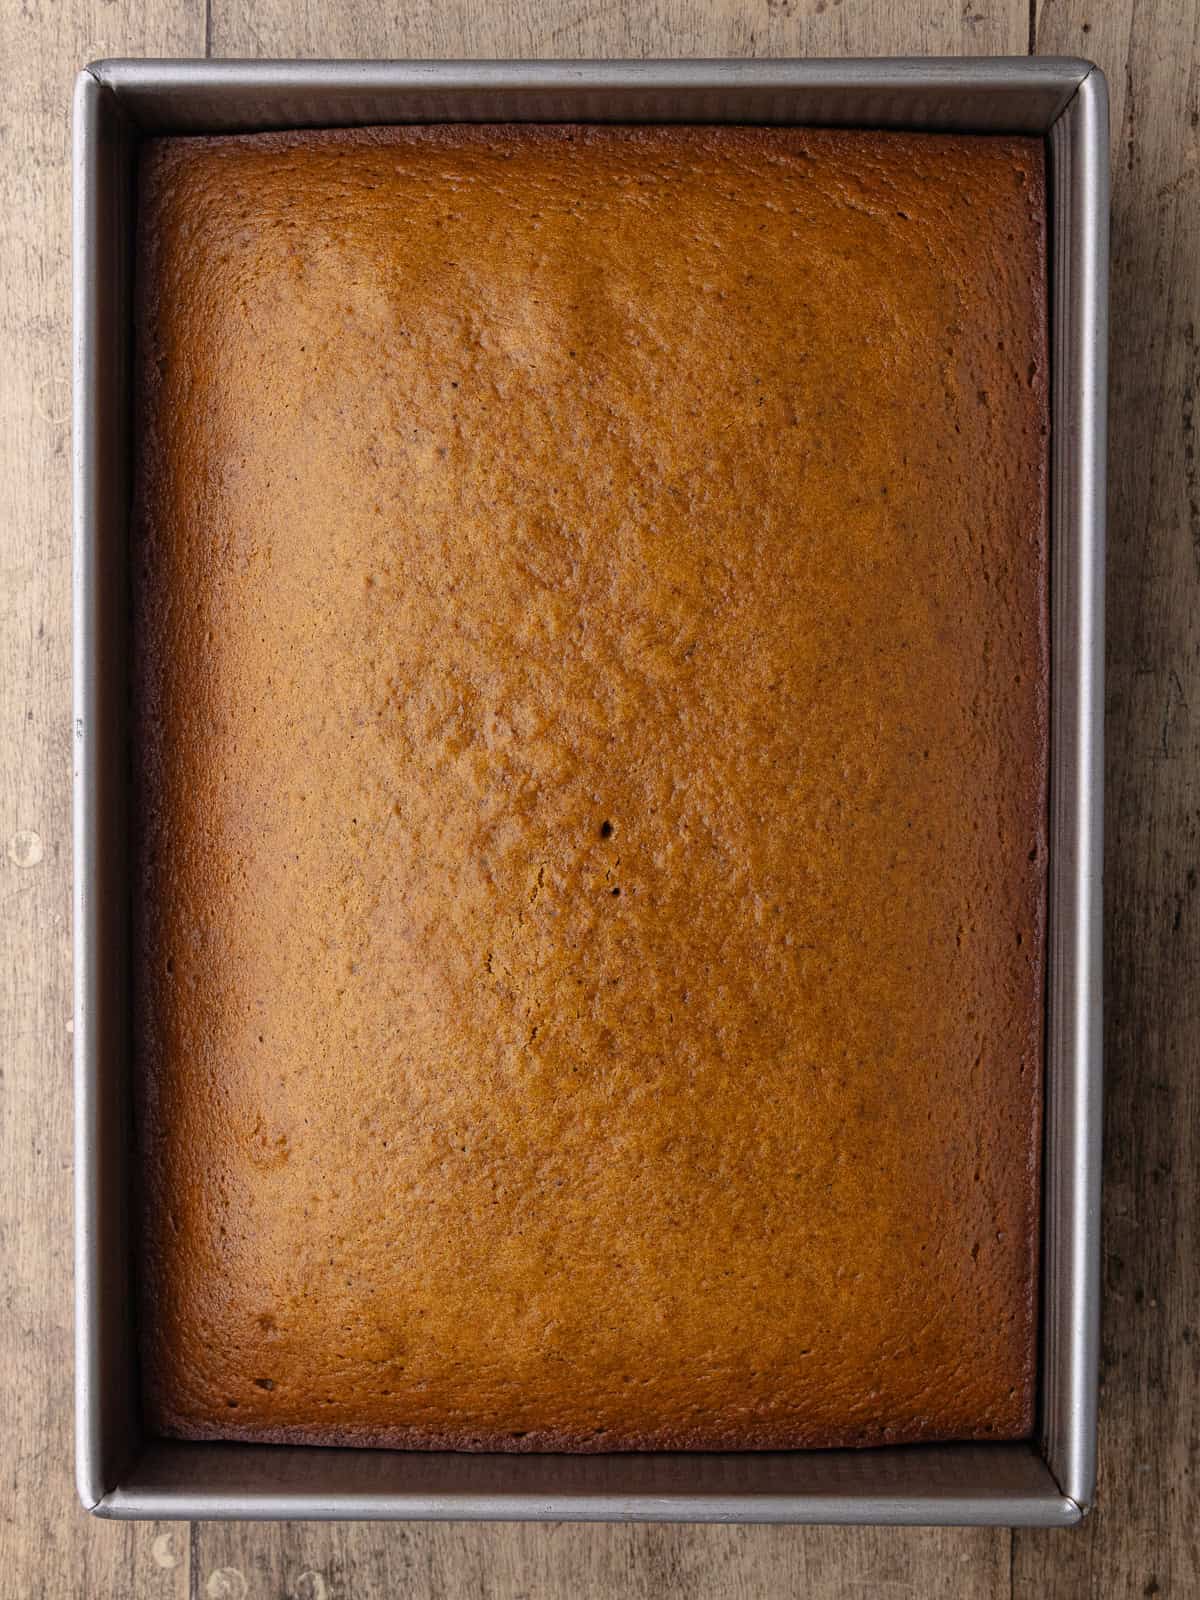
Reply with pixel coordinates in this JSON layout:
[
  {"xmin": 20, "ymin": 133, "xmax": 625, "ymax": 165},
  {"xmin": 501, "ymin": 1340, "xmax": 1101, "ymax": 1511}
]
[{"xmin": 1, "ymin": 0, "xmax": 1194, "ymax": 1593}]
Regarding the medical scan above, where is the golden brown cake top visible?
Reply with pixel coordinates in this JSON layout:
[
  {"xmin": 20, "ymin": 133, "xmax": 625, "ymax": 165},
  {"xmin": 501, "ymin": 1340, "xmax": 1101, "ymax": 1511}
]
[{"xmin": 134, "ymin": 124, "xmax": 1047, "ymax": 1451}]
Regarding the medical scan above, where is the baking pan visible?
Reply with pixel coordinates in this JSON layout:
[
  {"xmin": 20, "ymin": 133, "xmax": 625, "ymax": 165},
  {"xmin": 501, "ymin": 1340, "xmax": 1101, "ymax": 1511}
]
[{"xmin": 73, "ymin": 57, "xmax": 1107, "ymax": 1525}]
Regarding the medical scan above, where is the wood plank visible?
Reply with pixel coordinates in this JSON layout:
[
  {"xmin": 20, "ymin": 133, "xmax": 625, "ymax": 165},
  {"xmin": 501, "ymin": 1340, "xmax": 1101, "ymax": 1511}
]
[
  {"xmin": 192, "ymin": 3, "xmax": 1028, "ymax": 1598},
  {"xmin": 190, "ymin": 1521, "xmax": 1012, "ymax": 1600},
  {"xmin": 1015, "ymin": 3, "xmax": 1200, "ymax": 1592},
  {"xmin": 209, "ymin": 0, "xmax": 1028, "ymax": 60},
  {"xmin": 0, "ymin": 0, "xmax": 199, "ymax": 1589}
]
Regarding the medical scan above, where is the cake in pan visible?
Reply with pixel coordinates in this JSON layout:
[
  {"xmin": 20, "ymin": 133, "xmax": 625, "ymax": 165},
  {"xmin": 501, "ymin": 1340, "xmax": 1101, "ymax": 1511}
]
[{"xmin": 133, "ymin": 125, "xmax": 1048, "ymax": 1451}]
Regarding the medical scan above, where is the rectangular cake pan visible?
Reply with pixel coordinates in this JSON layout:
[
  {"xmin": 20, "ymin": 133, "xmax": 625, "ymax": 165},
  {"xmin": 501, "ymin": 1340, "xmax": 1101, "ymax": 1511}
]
[{"xmin": 73, "ymin": 56, "xmax": 1107, "ymax": 1525}]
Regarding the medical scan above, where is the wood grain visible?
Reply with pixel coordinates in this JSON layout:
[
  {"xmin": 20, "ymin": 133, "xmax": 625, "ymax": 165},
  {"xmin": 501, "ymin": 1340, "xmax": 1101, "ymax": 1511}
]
[
  {"xmin": 208, "ymin": 0, "xmax": 1026, "ymax": 60},
  {"xmin": 188, "ymin": 1522, "xmax": 1012, "ymax": 1600},
  {"xmin": 1, "ymin": 0, "xmax": 1196, "ymax": 1594}
]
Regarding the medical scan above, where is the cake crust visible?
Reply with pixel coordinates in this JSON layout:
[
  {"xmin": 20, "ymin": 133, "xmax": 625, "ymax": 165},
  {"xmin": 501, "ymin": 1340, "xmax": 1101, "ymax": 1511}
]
[{"xmin": 133, "ymin": 124, "xmax": 1049, "ymax": 1452}]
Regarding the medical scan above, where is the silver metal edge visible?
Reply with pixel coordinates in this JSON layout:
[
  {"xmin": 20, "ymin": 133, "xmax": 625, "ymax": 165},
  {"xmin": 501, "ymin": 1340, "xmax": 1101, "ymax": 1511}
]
[
  {"xmin": 89, "ymin": 55, "xmax": 1094, "ymax": 90},
  {"xmin": 72, "ymin": 64, "xmax": 107, "ymax": 1515},
  {"xmin": 90, "ymin": 1491, "xmax": 1081, "ymax": 1527},
  {"xmin": 74, "ymin": 62, "xmax": 141, "ymax": 1516},
  {"xmin": 1044, "ymin": 64, "xmax": 1108, "ymax": 1515},
  {"xmin": 87, "ymin": 56, "xmax": 1092, "ymax": 135},
  {"xmin": 72, "ymin": 55, "xmax": 1104, "ymax": 1525}
]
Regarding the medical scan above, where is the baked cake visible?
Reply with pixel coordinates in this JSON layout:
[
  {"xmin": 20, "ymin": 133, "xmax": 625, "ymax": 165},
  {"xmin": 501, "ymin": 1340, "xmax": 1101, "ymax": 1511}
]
[{"xmin": 133, "ymin": 125, "xmax": 1048, "ymax": 1450}]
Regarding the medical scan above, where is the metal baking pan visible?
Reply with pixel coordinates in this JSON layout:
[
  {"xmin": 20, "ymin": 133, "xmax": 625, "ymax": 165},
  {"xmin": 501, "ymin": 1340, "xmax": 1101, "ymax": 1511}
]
[{"xmin": 73, "ymin": 56, "xmax": 1107, "ymax": 1525}]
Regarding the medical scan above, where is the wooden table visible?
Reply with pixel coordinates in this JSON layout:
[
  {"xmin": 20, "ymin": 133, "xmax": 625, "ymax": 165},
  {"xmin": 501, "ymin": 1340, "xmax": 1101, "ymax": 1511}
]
[{"xmin": 2, "ymin": 0, "xmax": 1195, "ymax": 1593}]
